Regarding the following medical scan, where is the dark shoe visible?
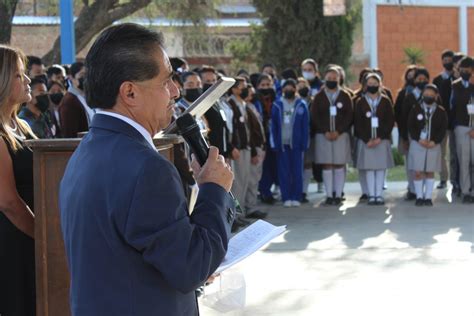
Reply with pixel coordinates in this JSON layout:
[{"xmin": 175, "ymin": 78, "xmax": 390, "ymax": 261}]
[
  {"xmin": 424, "ymin": 199, "xmax": 433, "ymax": 206},
  {"xmin": 368, "ymin": 196, "xmax": 376, "ymax": 205},
  {"xmin": 333, "ymin": 197, "xmax": 342, "ymax": 206},
  {"xmin": 436, "ymin": 181, "xmax": 447, "ymax": 189},
  {"xmin": 324, "ymin": 197, "xmax": 334, "ymax": 205},
  {"xmin": 301, "ymin": 193, "xmax": 309, "ymax": 204},
  {"xmin": 462, "ymin": 195, "xmax": 472, "ymax": 204},
  {"xmin": 375, "ymin": 196, "xmax": 385, "ymax": 205},
  {"xmin": 246, "ymin": 210, "xmax": 267, "ymax": 219},
  {"xmin": 261, "ymin": 195, "xmax": 276, "ymax": 205},
  {"xmin": 415, "ymin": 198, "xmax": 424, "ymax": 206},
  {"xmin": 341, "ymin": 192, "xmax": 346, "ymax": 201},
  {"xmin": 359, "ymin": 194, "xmax": 368, "ymax": 202},
  {"xmin": 405, "ymin": 191, "xmax": 417, "ymax": 201}
]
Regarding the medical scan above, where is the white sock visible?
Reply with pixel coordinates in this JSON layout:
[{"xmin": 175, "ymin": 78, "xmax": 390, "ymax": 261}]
[
  {"xmin": 334, "ymin": 168, "xmax": 345, "ymax": 198},
  {"xmin": 375, "ymin": 170, "xmax": 385, "ymax": 197},
  {"xmin": 414, "ymin": 180, "xmax": 423, "ymax": 199},
  {"xmin": 303, "ymin": 169, "xmax": 312, "ymax": 194},
  {"xmin": 359, "ymin": 169, "xmax": 369, "ymax": 195},
  {"xmin": 366, "ymin": 170, "xmax": 375, "ymax": 197},
  {"xmin": 323, "ymin": 170, "xmax": 333, "ymax": 198},
  {"xmin": 425, "ymin": 178, "xmax": 434, "ymax": 199}
]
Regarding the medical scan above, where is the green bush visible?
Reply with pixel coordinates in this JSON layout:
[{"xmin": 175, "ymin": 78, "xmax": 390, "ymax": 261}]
[{"xmin": 392, "ymin": 147, "xmax": 405, "ymax": 166}]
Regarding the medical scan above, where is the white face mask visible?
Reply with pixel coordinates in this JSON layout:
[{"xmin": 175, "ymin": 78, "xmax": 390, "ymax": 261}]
[{"xmin": 302, "ymin": 71, "xmax": 316, "ymax": 81}]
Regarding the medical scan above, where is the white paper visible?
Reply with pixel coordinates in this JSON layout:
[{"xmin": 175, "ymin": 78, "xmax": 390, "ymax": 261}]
[
  {"xmin": 330, "ymin": 106, "xmax": 337, "ymax": 116},
  {"xmin": 371, "ymin": 117, "xmax": 379, "ymax": 128},
  {"xmin": 467, "ymin": 104, "xmax": 474, "ymax": 115},
  {"xmin": 284, "ymin": 115, "xmax": 291, "ymax": 124},
  {"xmin": 420, "ymin": 131, "xmax": 428, "ymax": 140},
  {"xmin": 215, "ymin": 220, "xmax": 286, "ymax": 274}
]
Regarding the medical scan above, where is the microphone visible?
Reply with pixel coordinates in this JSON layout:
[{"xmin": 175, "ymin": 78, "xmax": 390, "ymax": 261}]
[{"xmin": 176, "ymin": 113, "xmax": 243, "ymax": 215}]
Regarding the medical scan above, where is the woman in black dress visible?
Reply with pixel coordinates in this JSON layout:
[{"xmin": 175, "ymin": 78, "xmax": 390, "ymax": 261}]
[{"xmin": 0, "ymin": 45, "xmax": 36, "ymax": 315}]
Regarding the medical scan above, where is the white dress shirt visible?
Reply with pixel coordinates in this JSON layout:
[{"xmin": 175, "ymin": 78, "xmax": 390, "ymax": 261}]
[{"xmin": 95, "ymin": 109, "xmax": 155, "ymax": 150}]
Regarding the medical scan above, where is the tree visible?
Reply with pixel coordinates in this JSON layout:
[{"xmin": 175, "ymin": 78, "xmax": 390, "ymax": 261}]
[
  {"xmin": 402, "ymin": 46, "xmax": 426, "ymax": 65},
  {"xmin": 252, "ymin": 0, "xmax": 361, "ymax": 72},
  {"xmin": 0, "ymin": 0, "xmax": 19, "ymax": 44}
]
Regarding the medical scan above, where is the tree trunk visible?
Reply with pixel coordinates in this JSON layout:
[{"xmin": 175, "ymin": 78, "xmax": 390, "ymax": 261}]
[
  {"xmin": 0, "ymin": 0, "xmax": 19, "ymax": 44},
  {"xmin": 42, "ymin": 0, "xmax": 151, "ymax": 65}
]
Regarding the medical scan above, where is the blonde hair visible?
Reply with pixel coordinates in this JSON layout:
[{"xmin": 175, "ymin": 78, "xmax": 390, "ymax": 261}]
[{"xmin": 0, "ymin": 45, "xmax": 36, "ymax": 151}]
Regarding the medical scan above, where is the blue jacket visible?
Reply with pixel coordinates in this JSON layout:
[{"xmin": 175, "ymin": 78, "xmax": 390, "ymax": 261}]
[
  {"xmin": 270, "ymin": 98, "xmax": 309, "ymax": 151},
  {"xmin": 59, "ymin": 114, "xmax": 234, "ymax": 316}
]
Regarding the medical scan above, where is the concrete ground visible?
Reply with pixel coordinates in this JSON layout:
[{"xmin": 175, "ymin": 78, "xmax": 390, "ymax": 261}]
[{"xmin": 200, "ymin": 182, "xmax": 474, "ymax": 316}]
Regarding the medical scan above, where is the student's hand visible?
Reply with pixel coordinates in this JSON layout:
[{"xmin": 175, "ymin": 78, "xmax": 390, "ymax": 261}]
[
  {"xmin": 403, "ymin": 140, "xmax": 409, "ymax": 152},
  {"xmin": 331, "ymin": 131, "xmax": 340, "ymax": 140},
  {"xmin": 428, "ymin": 141, "xmax": 436, "ymax": 148},
  {"xmin": 251, "ymin": 155, "xmax": 260, "ymax": 165},
  {"xmin": 325, "ymin": 132, "xmax": 332, "ymax": 141},
  {"xmin": 419, "ymin": 139, "xmax": 429, "ymax": 148},
  {"xmin": 191, "ymin": 147, "xmax": 234, "ymax": 192},
  {"xmin": 469, "ymin": 130, "xmax": 474, "ymax": 138},
  {"xmin": 373, "ymin": 138, "xmax": 381, "ymax": 146},
  {"xmin": 231, "ymin": 148, "xmax": 240, "ymax": 160},
  {"xmin": 367, "ymin": 140, "xmax": 374, "ymax": 148}
]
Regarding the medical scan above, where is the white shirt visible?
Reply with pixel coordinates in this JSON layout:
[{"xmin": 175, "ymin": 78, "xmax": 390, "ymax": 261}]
[{"xmin": 95, "ymin": 109, "xmax": 155, "ymax": 150}]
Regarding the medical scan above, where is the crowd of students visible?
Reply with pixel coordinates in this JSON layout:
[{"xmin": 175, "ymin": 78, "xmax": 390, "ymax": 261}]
[{"xmin": 19, "ymin": 49, "xmax": 474, "ymax": 231}]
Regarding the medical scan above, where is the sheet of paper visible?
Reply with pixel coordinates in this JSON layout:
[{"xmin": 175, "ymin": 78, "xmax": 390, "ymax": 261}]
[{"xmin": 215, "ymin": 220, "xmax": 286, "ymax": 274}]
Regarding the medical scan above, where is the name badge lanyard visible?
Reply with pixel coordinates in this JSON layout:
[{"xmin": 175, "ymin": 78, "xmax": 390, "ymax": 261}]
[
  {"xmin": 469, "ymin": 95, "xmax": 474, "ymax": 128},
  {"xmin": 367, "ymin": 96, "xmax": 381, "ymax": 139},
  {"xmin": 423, "ymin": 105, "xmax": 434, "ymax": 140},
  {"xmin": 326, "ymin": 91, "xmax": 338, "ymax": 132}
]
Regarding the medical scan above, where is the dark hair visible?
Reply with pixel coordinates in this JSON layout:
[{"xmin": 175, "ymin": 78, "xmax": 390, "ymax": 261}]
[
  {"xmin": 249, "ymin": 73, "xmax": 260, "ymax": 88},
  {"xmin": 423, "ymin": 83, "xmax": 439, "ymax": 94},
  {"xmin": 301, "ymin": 58, "xmax": 318, "ymax": 72},
  {"xmin": 364, "ymin": 73, "xmax": 381, "ymax": 84},
  {"xmin": 46, "ymin": 65, "xmax": 65, "ymax": 78},
  {"xmin": 441, "ymin": 49, "xmax": 454, "ymax": 59},
  {"xmin": 237, "ymin": 69, "xmax": 249, "ymax": 77},
  {"xmin": 414, "ymin": 67, "xmax": 430, "ymax": 80},
  {"xmin": 170, "ymin": 57, "xmax": 187, "ymax": 72},
  {"xmin": 358, "ymin": 67, "xmax": 373, "ymax": 84},
  {"xmin": 231, "ymin": 76, "xmax": 246, "ymax": 88},
  {"xmin": 453, "ymin": 52, "xmax": 466, "ymax": 64},
  {"xmin": 261, "ymin": 63, "xmax": 276, "ymax": 71},
  {"xmin": 181, "ymin": 71, "xmax": 200, "ymax": 84},
  {"xmin": 403, "ymin": 65, "xmax": 418, "ymax": 81},
  {"xmin": 70, "ymin": 62, "xmax": 84, "ymax": 79},
  {"xmin": 30, "ymin": 78, "xmax": 46, "ymax": 90},
  {"xmin": 372, "ymin": 67, "xmax": 384, "ymax": 80},
  {"xmin": 199, "ymin": 65, "xmax": 217, "ymax": 76},
  {"xmin": 62, "ymin": 64, "xmax": 70, "ymax": 75},
  {"xmin": 281, "ymin": 68, "xmax": 298, "ymax": 80},
  {"xmin": 459, "ymin": 56, "xmax": 473, "ymax": 69},
  {"xmin": 256, "ymin": 74, "xmax": 272, "ymax": 87},
  {"xmin": 172, "ymin": 72, "xmax": 182, "ymax": 86},
  {"xmin": 27, "ymin": 55, "xmax": 43, "ymax": 70},
  {"xmin": 47, "ymin": 80, "xmax": 65, "ymax": 91},
  {"xmin": 85, "ymin": 23, "xmax": 164, "ymax": 109},
  {"xmin": 282, "ymin": 78, "xmax": 297, "ymax": 89}
]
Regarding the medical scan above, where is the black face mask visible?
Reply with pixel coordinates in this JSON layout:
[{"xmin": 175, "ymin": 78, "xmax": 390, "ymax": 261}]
[
  {"xmin": 325, "ymin": 81, "xmax": 338, "ymax": 90},
  {"xmin": 298, "ymin": 87, "xmax": 309, "ymax": 98},
  {"xmin": 366, "ymin": 86, "xmax": 379, "ymax": 94},
  {"xmin": 184, "ymin": 88, "xmax": 202, "ymax": 103},
  {"xmin": 258, "ymin": 88, "xmax": 275, "ymax": 97},
  {"xmin": 35, "ymin": 95, "xmax": 50, "ymax": 112},
  {"xmin": 460, "ymin": 72, "xmax": 472, "ymax": 81},
  {"xmin": 240, "ymin": 87, "xmax": 249, "ymax": 100},
  {"xmin": 202, "ymin": 83, "xmax": 213, "ymax": 93},
  {"xmin": 284, "ymin": 90, "xmax": 296, "ymax": 99},
  {"xmin": 50, "ymin": 92, "xmax": 64, "ymax": 105},
  {"xmin": 423, "ymin": 96, "xmax": 435, "ymax": 105},
  {"xmin": 443, "ymin": 62, "xmax": 454, "ymax": 71},
  {"xmin": 416, "ymin": 81, "xmax": 428, "ymax": 90},
  {"xmin": 77, "ymin": 77, "xmax": 85, "ymax": 91}
]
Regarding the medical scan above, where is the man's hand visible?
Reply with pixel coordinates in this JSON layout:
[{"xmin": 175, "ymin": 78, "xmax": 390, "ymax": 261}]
[
  {"xmin": 191, "ymin": 147, "xmax": 234, "ymax": 192},
  {"xmin": 231, "ymin": 148, "xmax": 240, "ymax": 160}
]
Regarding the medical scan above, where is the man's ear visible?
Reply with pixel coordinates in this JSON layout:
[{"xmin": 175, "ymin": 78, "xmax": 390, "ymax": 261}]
[{"xmin": 118, "ymin": 81, "xmax": 139, "ymax": 107}]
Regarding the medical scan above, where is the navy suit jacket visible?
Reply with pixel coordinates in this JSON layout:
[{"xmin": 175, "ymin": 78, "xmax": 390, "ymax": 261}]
[{"xmin": 59, "ymin": 114, "xmax": 235, "ymax": 316}]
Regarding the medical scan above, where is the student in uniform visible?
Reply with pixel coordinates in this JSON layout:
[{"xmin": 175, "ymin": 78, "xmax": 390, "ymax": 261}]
[
  {"xmin": 394, "ymin": 65, "xmax": 417, "ymax": 136},
  {"xmin": 451, "ymin": 57, "xmax": 474, "ymax": 203},
  {"xmin": 407, "ymin": 84, "xmax": 448, "ymax": 206},
  {"xmin": 433, "ymin": 50, "xmax": 455, "ymax": 189},
  {"xmin": 311, "ymin": 67, "xmax": 353, "ymax": 206},
  {"xmin": 354, "ymin": 73, "xmax": 395, "ymax": 205},
  {"xmin": 270, "ymin": 79, "xmax": 309, "ymax": 207},
  {"xmin": 400, "ymin": 67, "xmax": 431, "ymax": 200}
]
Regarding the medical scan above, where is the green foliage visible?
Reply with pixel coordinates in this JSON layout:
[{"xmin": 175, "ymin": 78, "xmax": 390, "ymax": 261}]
[
  {"xmin": 392, "ymin": 147, "xmax": 404, "ymax": 166},
  {"xmin": 402, "ymin": 46, "xmax": 426, "ymax": 65},
  {"xmin": 251, "ymin": 0, "xmax": 361, "ymax": 72},
  {"xmin": 225, "ymin": 24, "xmax": 263, "ymax": 74}
]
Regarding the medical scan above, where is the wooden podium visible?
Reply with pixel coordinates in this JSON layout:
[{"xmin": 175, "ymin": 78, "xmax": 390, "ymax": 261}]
[{"xmin": 26, "ymin": 135, "xmax": 182, "ymax": 316}]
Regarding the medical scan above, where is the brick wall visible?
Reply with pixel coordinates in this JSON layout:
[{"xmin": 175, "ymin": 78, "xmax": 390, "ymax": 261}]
[
  {"xmin": 377, "ymin": 5, "xmax": 460, "ymax": 93},
  {"xmin": 469, "ymin": 8, "xmax": 474, "ymax": 56}
]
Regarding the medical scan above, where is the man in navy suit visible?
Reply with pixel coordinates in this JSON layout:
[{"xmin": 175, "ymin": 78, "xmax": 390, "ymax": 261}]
[{"xmin": 59, "ymin": 23, "xmax": 235, "ymax": 316}]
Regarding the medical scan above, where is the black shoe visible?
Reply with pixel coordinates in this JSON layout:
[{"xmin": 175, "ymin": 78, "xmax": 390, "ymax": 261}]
[
  {"xmin": 415, "ymin": 198, "xmax": 424, "ymax": 206},
  {"xmin": 246, "ymin": 210, "xmax": 267, "ymax": 219},
  {"xmin": 424, "ymin": 199, "xmax": 433, "ymax": 206},
  {"xmin": 333, "ymin": 197, "xmax": 342, "ymax": 206},
  {"xmin": 324, "ymin": 197, "xmax": 334, "ymax": 205},
  {"xmin": 359, "ymin": 194, "xmax": 368, "ymax": 202},
  {"xmin": 301, "ymin": 193, "xmax": 309, "ymax": 204},
  {"xmin": 195, "ymin": 286, "xmax": 204, "ymax": 298},
  {"xmin": 341, "ymin": 192, "xmax": 346, "ymax": 201},
  {"xmin": 261, "ymin": 195, "xmax": 276, "ymax": 205},
  {"xmin": 368, "ymin": 196, "xmax": 376, "ymax": 205},
  {"xmin": 375, "ymin": 196, "xmax": 385, "ymax": 205},
  {"xmin": 462, "ymin": 195, "xmax": 472, "ymax": 204},
  {"xmin": 405, "ymin": 191, "xmax": 417, "ymax": 201},
  {"xmin": 436, "ymin": 181, "xmax": 447, "ymax": 189}
]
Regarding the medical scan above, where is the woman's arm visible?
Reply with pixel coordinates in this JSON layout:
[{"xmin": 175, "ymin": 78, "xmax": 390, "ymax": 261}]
[{"xmin": 0, "ymin": 138, "xmax": 35, "ymax": 238}]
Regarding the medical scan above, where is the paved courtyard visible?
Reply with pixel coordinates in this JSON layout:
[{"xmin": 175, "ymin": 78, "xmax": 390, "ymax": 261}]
[{"xmin": 200, "ymin": 182, "xmax": 474, "ymax": 316}]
